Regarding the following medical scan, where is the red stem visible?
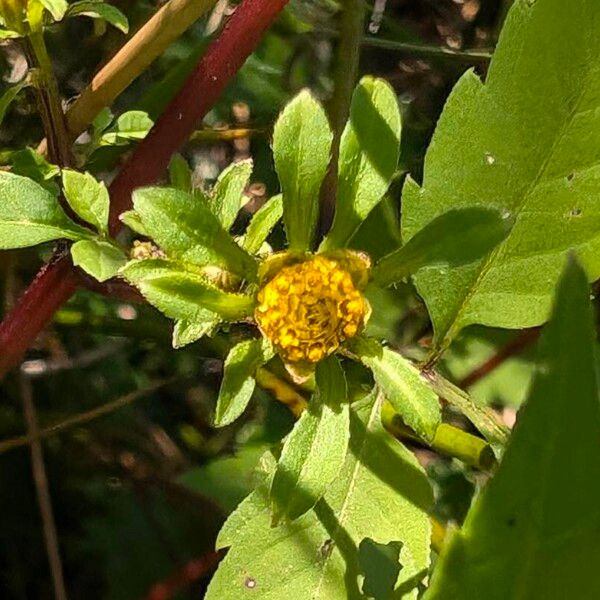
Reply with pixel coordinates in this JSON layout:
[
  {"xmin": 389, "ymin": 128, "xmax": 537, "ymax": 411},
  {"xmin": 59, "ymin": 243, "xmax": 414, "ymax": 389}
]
[
  {"xmin": 458, "ymin": 327, "xmax": 541, "ymax": 389},
  {"xmin": 0, "ymin": 0, "xmax": 289, "ymax": 380},
  {"xmin": 143, "ymin": 550, "xmax": 224, "ymax": 600}
]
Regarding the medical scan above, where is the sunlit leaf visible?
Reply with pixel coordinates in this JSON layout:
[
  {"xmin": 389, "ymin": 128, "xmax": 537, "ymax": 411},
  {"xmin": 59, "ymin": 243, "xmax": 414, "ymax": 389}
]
[
  {"xmin": 270, "ymin": 356, "xmax": 350, "ymax": 522},
  {"xmin": 322, "ymin": 76, "xmax": 401, "ymax": 250},
  {"xmin": 403, "ymin": 0, "xmax": 600, "ymax": 354},
  {"xmin": 0, "ymin": 171, "xmax": 89, "ymax": 248},
  {"xmin": 212, "ymin": 159, "xmax": 252, "ymax": 230},
  {"xmin": 214, "ymin": 338, "xmax": 274, "ymax": 427},
  {"xmin": 132, "ymin": 186, "xmax": 257, "ymax": 280},
  {"xmin": 71, "ymin": 239, "xmax": 127, "ymax": 282},
  {"xmin": 62, "ymin": 170, "xmax": 110, "ymax": 234},
  {"xmin": 241, "ymin": 194, "xmax": 283, "ymax": 254},
  {"xmin": 351, "ymin": 337, "xmax": 441, "ymax": 442},
  {"xmin": 120, "ymin": 258, "xmax": 254, "ymax": 321},
  {"xmin": 208, "ymin": 390, "xmax": 432, "ymax": 599},
  {"xmin": 65, "ymin": 0, "xmax": 129, "ymax": 33},
  {"xmin": 273, "ymin": 90, "xmax": 332, "ymax": 251}
]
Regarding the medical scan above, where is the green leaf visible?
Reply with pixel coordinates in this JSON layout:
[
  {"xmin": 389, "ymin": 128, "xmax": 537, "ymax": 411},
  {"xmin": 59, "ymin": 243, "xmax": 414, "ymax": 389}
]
[
  {"xmin": 62, "ymin": 170, "xmax": 110, "ymax": 234},
  {"xmin": 372, "ymin": 208, "xmax": 512, "ymax": 287},
  {"xmin": 0, "ymin": 171, "xmax": 89, "ymax": 248},
  {"xmin": 322, "ymin": 76, "xmax": 401, "ymax": 250},
  {"xmin": 120, "ymin": 258, "xmax": 255, "ymax": 321},
  {"xmin": 358, "ymin": 538, "xmax": 403, "ymax": 600},
  {"xmin": 208, "ymin": 390, "xmax": 432, "ymax": 599},
  {"xmin": 0, "ymin": 80, "xmax": 27, "ymax": 126},
  {"xmin": 132, "ymin": 186, "xmax": 257, "ymax": 280},
  {"xmin": 351, "ymin": 337, "xmax": 441, "ymax": 442},
  {"xmin": 402, "ymin": 0, "xmax": 600, "ymax": 354},
  {"xmin": 212, "ymin": 159, "xmax": 252, "ymax": 230},
  {"xmin": 270, "ymin": 356, "xmax": 350, "ymax": 522},
  {"xmin": 214, "ymin": 338, "xmax": 274, "ymax": 427},
  {"xmin": 71, "ymin": 239, "xmax": 126, "ymax": 282},
  {"xmin": 40, "ymin": 0, "xmax": 68, "ymax": 20},
  {"xmin": 10, "ymin": 147, "xmax": 60, "ymax": 194},
  {"xmin": 425, "ymin": 259, "xmax": 600, "ymax": 599},
  {"xmin": 65, "ymin": 1, "xmax": 129, "ymax": 33},
  {"xmin": 241, "ymin": 194, "xmax": 283, "ymax": 254},
  {"xmin": 273, "ymin": 90, "xmax": 332, "ymax": 251},
  {"xmin": 119, "ymin": 210, "xmax": 148, "ymax": 236},
  {"xmin": 168, "ymin": 154, "xmax": 192, "ymax": 193},
  {"xmin": 101, "ymin": 111, "xmax": 153, "ymax": 145},
  {"xmin": 172, "ymin": 318, "xmax": 219, "ymax": 349},
  {"xmin": 0, "ymin": 29, "xmax": 21, "ymax": 39}
]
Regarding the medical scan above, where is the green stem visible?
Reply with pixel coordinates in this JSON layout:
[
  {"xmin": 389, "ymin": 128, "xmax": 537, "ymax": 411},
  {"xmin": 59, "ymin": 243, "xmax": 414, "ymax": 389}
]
[
  {"xmin": 381, "ymin": 402, "xmax": 496, "ymax": 470},
  {"xmin": 26, "ymin": 31, "xmax": 71, "ymax": 166}
]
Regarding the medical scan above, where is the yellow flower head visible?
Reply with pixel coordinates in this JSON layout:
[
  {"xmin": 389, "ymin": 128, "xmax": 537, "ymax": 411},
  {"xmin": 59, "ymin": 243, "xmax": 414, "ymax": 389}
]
[{"xmin": 255, "ymin": 255, "xmax": 369, "ymax": 364}]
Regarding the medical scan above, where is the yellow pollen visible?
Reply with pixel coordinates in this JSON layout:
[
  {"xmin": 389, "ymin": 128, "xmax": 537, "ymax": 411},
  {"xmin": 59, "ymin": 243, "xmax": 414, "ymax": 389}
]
[{"xmin": 255, "ymin": 256, "xmax": 368, "ymax": 363}]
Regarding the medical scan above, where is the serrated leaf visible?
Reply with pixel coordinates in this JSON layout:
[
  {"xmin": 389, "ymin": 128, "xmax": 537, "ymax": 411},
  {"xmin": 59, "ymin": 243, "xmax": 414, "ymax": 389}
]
[
  {"xmin": 168, "ymin": 154, "xmax": 192, "ymax": 193},
  {"xmin": 119, "ymin": 210, "xmax": 148, "ymax": 236},
  {"xmin": 65, "ymin": 0, "xmax": 129, "ymax": 33},
  {"xmin": 208, "ymin": 390, "xmax": 432, "ymax": 599},
  {"xmin": 120, "ymin": 258, "xmax": 254, "ymax": 321},
  {"xmin": 214, "ymin": 338, "xmax": 274, "ymax": 427},
  {"xmin": 40, "ymin": 0, "xmax": 67, "ymax": 20},
  {"xmin": 425, "ymin": 259, "xmax": 600, "ymax": 599},
  {"xmin": 132, "ymin": 186, "xmax": 257, "ymax": 280},
  {"xmin": 270, "ymin": 356, "xmax": 350, "ymax": 522},
  {"xmin": 372, "ymin": 208, "xmax": 512, "ymax": 287},
  {"xmin": 212, "ymin": 159, "xmax": 252, "ymax": 230},
  {"xmin": 403, "ymin": 0, "xmax": 600, "ymax": 354},
  {"xmin": 241, "ymin": 194, "xmax": 283, "ymax": 254},
  {"xmin": 322, "ymin": 76, "xmax": 401, "ymax": 250},
  {"xmin": 172, "ymin": 318, "xmax": 219, "ymax": 349},
  {"xmin": 101, "ymin": 111, "xmax": 153, "ymax": 145},
  {"xmin": 62, "ymin": 170, "xmax": 109, "ymax": 234},
  {"xmin": 71, "ymin": 239, "xmax": 126, "ymax": 282},
  {"xmin": 0, "ymin": 171, "xmax": 89, "ymax": 248},
  {"xmin": 351, "ymin": 337, "xmax": 441, "ymax": 442},
  {"xmin": 273, "ymin": 90, "xmax": 332, "ymax": 251},
  {"xmin": 0, "ymin": 80, "xmax": 27, "ymax": 126}
]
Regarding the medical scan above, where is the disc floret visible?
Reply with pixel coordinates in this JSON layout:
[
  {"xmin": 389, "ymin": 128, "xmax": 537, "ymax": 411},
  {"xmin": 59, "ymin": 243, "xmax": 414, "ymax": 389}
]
[{"xmin": 255, "ymin": 255, "xmax": 369, "ymax": 364}]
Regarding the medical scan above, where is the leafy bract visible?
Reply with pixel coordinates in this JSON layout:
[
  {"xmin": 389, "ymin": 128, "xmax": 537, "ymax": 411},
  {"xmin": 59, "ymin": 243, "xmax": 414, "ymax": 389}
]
[
  {"xmin": 273, "ymin": 90, "xmax": 332, "ymax": 251},
  {"xmin": 242, "ymin": 194, "xmax": 283, "ymax": 254},
  {"xmin": 119, "ymin": 210, "xmax": 148, "ymax": 236},
  {"xmin": 351, "ymin": 337, "xmax": 441, "ymax": 442},
  {"xmin": 323, "ymin": 76, "xmax": 401, "ymax": 250},
  {"xmin": 270, "ymin": 356, "xmax": 350, "ymax": 522},
  {"xmin": 372, "ymin": 208, "xmax": 512, "ymax": 287},
  {"xmin": 62, "ymin": 170, "xmax": 110, "ymax": 234},
  {"xmin": 40, "ymin": 0, "xmax": 68, "ymax": 20},
  {"xmin": 207, "ymin": 391, "xmax": 432, "ymax": 599},
  {"xmin": 425, "ymin": 259, "xmax": 600, "ymax": 599},
  {"xmin": 65, "ymin": 0, "xmax": 129, "ymax": 33},
  {"xmin": 212, "ymin": 159, "xmax": 252, "ymax": 230},
  {"xmin": 132, "ymin": 186, "xmax": 257, "ymax": 280},
  {"xmin": 71, "ymin": 239, "xmax": 126, "ymax": 282},
  {"xmin": 172, "ymin": 319, "xmax": 219, "ymax": 349},
  {"xmin": 101, "ymin": 111, "xmax": 153, "ymax": 145},
  {"xmin": 0, "ymin": 171, "xmax": 89, "ymax": 248},
  {"xmin": 120, "ymin": 258, "xmax": 254, "ymax": 321},
  {"xmin": 402, "ymin": 0, "xmax": 600, "ymax": 354},
  {"xmin": 168, "ymin": 154, "xmax": 192, "ymax": 192},
  {"xmin": 214, "ymin": 338, "xmax": 274, "ymax": 427}
]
